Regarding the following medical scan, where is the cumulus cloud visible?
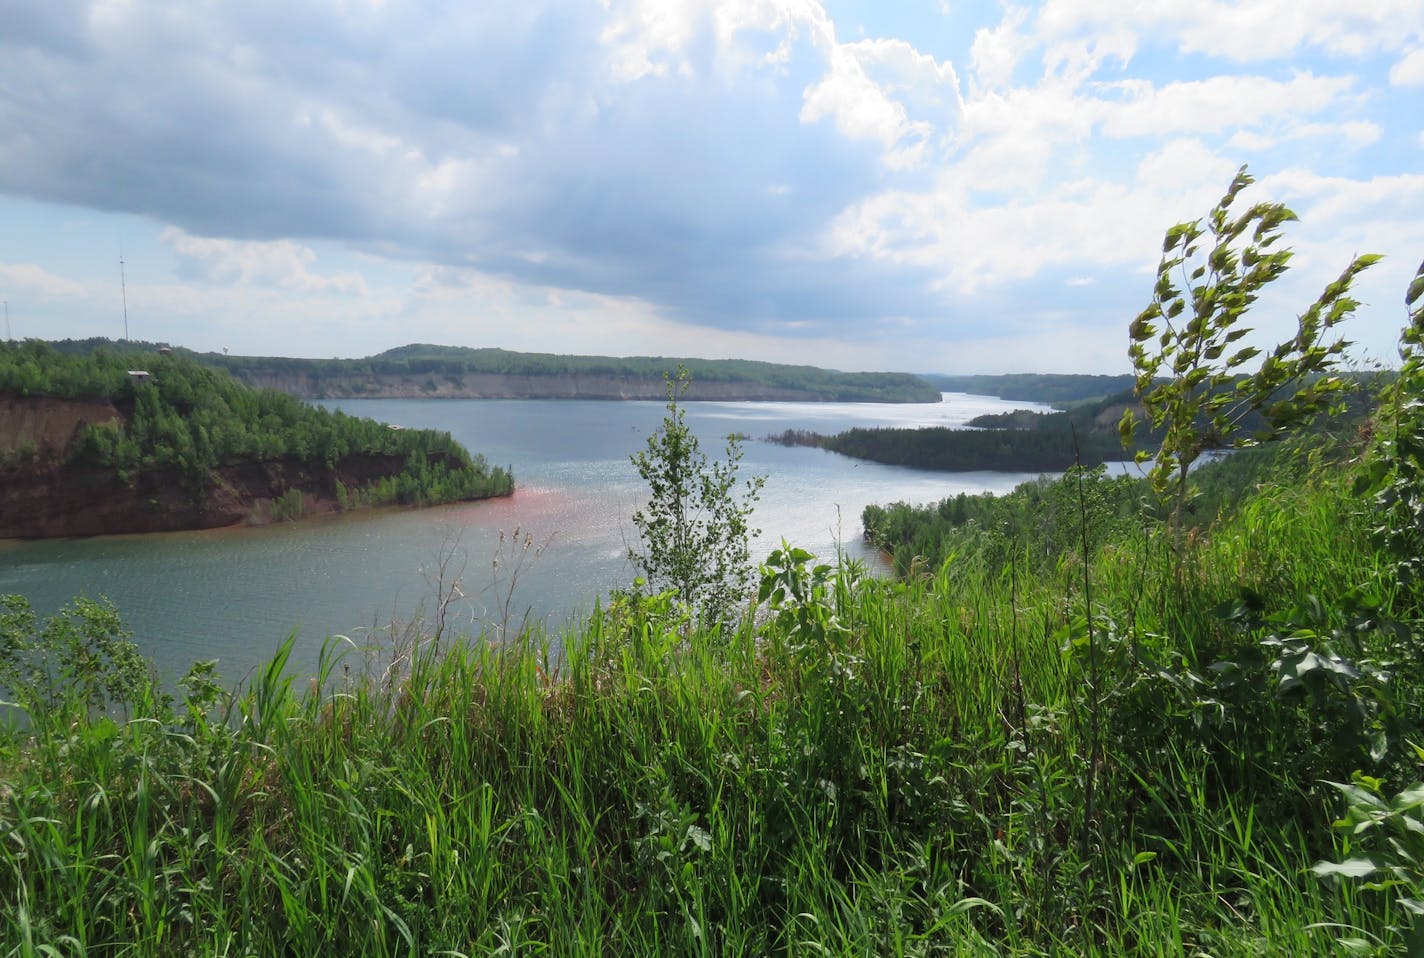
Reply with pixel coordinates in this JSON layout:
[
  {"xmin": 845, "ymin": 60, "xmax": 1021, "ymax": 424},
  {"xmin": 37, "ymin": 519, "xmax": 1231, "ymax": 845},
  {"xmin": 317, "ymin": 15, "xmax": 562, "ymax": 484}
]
[
  {"xmin": 162, "ymin": 229, "xmax": 369, "ymax": 294},
  {"xmin": 0, "ymin": 263, "xmax": 89, "ymax": 299},
  {"xmin": 1391, "ymin": 47, "xmax": 1424, "ymax": 86},
  {"xmin": 800, "ymin": 37, "xmax": 959, "ymax": 170},
  {"xmin": 1037, "ymin": 0, "xmax": 1424, "ymax": 62},
  {"xmin": 1095, "ymin": 73, "xmax": 1356, "ymax": 139}
]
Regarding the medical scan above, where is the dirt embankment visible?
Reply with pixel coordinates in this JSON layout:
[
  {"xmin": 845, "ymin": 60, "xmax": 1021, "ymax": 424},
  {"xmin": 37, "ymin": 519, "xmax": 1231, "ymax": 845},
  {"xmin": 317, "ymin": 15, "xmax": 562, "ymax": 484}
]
[
  {"xmin": 0, "ymin": 396, "xmax": 123, "ymax": 455},
  {"xmin": 234, "ymin": 371, "xmax": 836, "ymax": 402},
  {"xmin": 0, "ymin": 396, "xmax": 443, "ymax": 539},
  {"xmin": 0, "ymin": 450, "xmax": 422, "ymax": 539}
]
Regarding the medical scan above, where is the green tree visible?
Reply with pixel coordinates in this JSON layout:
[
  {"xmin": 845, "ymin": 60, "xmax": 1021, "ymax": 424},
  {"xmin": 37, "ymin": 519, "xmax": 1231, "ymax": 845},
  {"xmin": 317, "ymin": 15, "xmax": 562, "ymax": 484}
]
[
  {"xmin": 629, "ymin": 367, "xmax": 766, "ymax": 626},
  {"xmin": 1357, "ymin": 258, "xmax": 1424, "ymax": 580},
  {"xmin": 1120, "ymin": 165, "xmax": 1380, "ymax": 531}
]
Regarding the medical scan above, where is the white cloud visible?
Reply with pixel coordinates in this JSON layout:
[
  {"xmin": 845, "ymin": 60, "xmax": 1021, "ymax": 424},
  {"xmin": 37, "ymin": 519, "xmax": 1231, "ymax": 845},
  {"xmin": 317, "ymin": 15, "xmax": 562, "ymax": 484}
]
[
  {"xmin": 1037, "ymin": 0, "xmax": 1424, "ymax": 62},
  {"xmin": 800, "ymin": 38, "xmax": 957, "ymax": 169},
  {"xmin": 825, "ymin": 135, "xmax": 1241, "ymax": 303},
  {"xmin": 1096, "ymin": 73, "xmax": 1355, "ymax": 139},
  {"xmin": 1391, "ymin": 47, "xmax": 1424, "ymax": 86},
  {"xmin": 1042, "ymin": 28, "xmax": 1135, "ymax": 85},
  {"xmin": 599, "ymin": 0, "xmax": 704, "ymax": 81},
  {"xmin": 1134, "ymin": 139, "xmax": 1237, "ymax": 202},
  {"xmin": 951, "ymin": 82, "xmax": 1097, "ymax": 192},
  {"xmin": 969, "ymin": 6, "xmax": 1029, "ymax": 91},
  {"xmin": 0, "ymin": 263, "xmax": 89, "ymax": 299},
  {"xmin": 600, "ymin": 0, "xmax": 833, "ymax": 82},
  {"xmin": 162, "ymin": 229, "xmax": 368, "ymax": 295},
  {"xmin": 1228, "ymin": 120, "xmax": 1381, "ymax": 152}
]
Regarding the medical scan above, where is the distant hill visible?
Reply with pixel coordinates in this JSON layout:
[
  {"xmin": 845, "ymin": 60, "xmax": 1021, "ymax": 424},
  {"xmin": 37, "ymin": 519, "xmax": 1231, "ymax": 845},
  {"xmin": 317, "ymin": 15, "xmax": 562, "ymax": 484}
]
[
  {"xmin": 205, "ymin": 344, "xmax": 941, "ymax": 403},
  {"xmin": 41, "ymin": 339, "xmax": 941, "ymax": 403}
]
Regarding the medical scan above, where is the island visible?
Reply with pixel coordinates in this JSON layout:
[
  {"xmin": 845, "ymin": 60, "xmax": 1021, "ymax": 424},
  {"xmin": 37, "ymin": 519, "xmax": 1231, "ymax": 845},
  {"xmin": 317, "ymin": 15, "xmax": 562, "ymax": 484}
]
[
  {"xmin": 0, "ymin": 341, "xmax": 512, "ymax": 538},
  {"xmin": 766, "ymin": 390, "xmax": 1149, "ymax": 473}
]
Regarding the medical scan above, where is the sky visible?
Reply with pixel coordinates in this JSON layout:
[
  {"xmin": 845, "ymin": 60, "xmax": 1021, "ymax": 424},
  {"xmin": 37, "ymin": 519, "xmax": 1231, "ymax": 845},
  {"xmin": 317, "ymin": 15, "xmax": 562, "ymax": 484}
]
[{"xmin": 0, "ymin": 1, "xmax": 1420, "ymax": 375}]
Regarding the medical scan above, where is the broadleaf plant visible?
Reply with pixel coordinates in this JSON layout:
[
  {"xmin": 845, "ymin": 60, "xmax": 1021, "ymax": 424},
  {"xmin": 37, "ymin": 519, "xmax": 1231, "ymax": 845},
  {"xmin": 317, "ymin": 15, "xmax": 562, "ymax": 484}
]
[
  {"xmin": 629, "ymin": 366, "xmax": 766, "ymax": 628},
  {"xmin": 1120, "ymin": 164, "xmax": 1380, "ymax": 533},
  {"xmin": 1357, "ymin": 257, "xmax": 1424, "ymax": 580}
]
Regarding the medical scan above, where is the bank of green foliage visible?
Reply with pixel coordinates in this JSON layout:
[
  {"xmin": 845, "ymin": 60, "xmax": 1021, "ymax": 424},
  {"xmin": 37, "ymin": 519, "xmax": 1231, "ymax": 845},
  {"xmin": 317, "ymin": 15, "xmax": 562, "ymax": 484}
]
[
  {"xmin": 816, "ymin": 375, "xmax": 1374, "ymax": 479},
  {"xmin": 0, "ymin": 340, "xmax": 512, "ymax": 507},
  {"xmin": 860, "ymin": 440, "xmax": 1328, "ymax": 577},
  {"xmin": 1, "ymin": 370, "xmax": 1422, "ymax": 953},
  {"xmin": 819, "ymin": 418, "xmax": 1130, "ymax": 472},
  {"xmin": 199, "ymin": 342, "xmax": 941, "ymax": 403},
  {"xmin": 863, "ymin": 464, "xmax": 1148, "ymax": 576}
]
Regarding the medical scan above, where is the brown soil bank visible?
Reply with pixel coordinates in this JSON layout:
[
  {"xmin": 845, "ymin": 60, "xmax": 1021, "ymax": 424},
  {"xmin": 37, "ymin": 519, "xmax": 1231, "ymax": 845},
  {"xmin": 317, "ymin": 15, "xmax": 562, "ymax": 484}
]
[
  {"xmin": 0, "ymin": 397, "xmax": 488, "ymax": 539},
  {"xmin": 0, "ymin": 450, "xmax": 440, "ymax": 539},
  {"xmin": 0, "ymin": 396, "xmax": 124, "ymax": 455}
]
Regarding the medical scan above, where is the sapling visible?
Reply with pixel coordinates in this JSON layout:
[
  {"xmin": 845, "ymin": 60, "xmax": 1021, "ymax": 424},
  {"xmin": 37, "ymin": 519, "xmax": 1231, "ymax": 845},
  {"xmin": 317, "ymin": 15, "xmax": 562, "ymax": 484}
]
[
  {"xmin": 629, "ymin": 366, "xmax": 766, "ymax": 627},
  {"xmin": 1121, "ymin": 165, "xmax": 1380, "ymax": 538}
]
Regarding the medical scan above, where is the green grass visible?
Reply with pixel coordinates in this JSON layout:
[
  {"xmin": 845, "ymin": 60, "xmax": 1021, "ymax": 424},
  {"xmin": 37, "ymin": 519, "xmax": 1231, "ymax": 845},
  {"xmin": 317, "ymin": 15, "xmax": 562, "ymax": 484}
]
[{"xmin": 1, "ymin": 452, "xmax": 1420, "ymax": 955}]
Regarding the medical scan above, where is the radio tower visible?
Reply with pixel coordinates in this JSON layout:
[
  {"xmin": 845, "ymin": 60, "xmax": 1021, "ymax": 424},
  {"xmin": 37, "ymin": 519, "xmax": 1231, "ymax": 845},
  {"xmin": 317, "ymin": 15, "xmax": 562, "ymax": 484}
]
[{"xmin": 120, "ymin": 252, "xmax": 130, "ymax": 341}]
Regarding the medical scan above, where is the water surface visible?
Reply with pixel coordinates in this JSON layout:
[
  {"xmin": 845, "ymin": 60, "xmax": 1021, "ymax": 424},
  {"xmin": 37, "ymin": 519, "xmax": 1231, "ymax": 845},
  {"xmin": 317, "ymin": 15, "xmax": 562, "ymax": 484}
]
[{"xmin": 0, "ymin": 393, "xmax": 1053, "ymax": 683}]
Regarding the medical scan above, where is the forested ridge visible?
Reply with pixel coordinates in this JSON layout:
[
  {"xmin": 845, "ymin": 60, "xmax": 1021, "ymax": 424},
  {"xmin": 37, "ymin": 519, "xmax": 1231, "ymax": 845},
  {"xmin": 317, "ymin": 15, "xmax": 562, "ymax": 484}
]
[
  {"xmin": 41, "ymin": 338, "xmax": 942, "ymax": 403},
  {"xmin": 923, "ymin": 372, "xmax": 1138, "ymax": 404},
  {"xmin": 0, "ymin": 341, "xmax": 511, "ymax": 535}
]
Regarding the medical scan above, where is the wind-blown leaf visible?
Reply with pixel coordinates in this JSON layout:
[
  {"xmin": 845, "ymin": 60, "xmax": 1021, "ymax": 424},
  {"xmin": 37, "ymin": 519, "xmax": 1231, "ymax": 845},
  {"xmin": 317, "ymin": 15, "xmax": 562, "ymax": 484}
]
[{"xmin": 1311, "ymin": 857, "xmax": 1385, "ymax": 879}]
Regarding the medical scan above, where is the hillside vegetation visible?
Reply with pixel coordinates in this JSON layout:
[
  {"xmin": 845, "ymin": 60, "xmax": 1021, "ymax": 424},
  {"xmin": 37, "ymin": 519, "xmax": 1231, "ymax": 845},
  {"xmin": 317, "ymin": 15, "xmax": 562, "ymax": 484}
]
[
  {"xmin": 0, "ymin": 341, "xmax": 511, "ymax": 536},
  {"xmin": 765, "ymin": 390, "xmax": 1147, "ymax": 473},
  {"xmin": 775, "ymin": 368, "xmax": 1379, "ymax": 477},
  {"xmin": 42, "ymin": 339, "xmax": 942, "ymax": 403},
  {"xmin": 923, "ymin": 372, "xmax": 1138, "ymax": 404}
]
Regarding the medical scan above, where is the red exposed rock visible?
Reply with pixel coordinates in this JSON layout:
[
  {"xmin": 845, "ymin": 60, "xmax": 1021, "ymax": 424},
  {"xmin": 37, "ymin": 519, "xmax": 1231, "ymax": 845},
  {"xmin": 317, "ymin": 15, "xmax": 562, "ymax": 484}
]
[{"xmin": 0, "ymin": 397, "xmax": 465, "ymax": 539}]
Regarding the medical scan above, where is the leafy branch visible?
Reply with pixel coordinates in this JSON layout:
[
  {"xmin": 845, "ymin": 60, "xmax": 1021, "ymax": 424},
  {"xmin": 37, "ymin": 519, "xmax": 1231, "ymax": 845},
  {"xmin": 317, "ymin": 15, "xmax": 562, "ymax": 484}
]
[{"xmin": 1121, "ymin": 164, "xmax": 1380, "ymax": 533}]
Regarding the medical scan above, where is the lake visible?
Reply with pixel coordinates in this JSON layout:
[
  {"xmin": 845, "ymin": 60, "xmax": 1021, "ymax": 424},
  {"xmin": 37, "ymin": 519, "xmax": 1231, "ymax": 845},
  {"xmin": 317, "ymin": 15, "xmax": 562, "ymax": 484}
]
[{"xmin": 0, "ymin": 393, "xmax": 1056, "ymax": 685}]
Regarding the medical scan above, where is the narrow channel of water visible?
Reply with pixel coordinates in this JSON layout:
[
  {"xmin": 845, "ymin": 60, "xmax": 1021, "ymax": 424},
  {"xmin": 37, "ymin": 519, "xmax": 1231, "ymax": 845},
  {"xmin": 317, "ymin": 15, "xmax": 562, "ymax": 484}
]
[{"xmin": 0, "ymin": 393, "xmax": 1056, "ymax": 684}]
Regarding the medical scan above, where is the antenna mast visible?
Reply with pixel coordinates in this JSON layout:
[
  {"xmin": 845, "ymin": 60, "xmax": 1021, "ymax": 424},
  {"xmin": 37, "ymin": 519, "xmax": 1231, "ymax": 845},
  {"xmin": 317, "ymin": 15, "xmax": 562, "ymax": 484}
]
[
  {"xmin": 3, "ymin": 301, "xmax": 9, "ymax": 341},
  {"xmin": 119, "ymin": 253, "xmax": 130, "ymax": 341}
]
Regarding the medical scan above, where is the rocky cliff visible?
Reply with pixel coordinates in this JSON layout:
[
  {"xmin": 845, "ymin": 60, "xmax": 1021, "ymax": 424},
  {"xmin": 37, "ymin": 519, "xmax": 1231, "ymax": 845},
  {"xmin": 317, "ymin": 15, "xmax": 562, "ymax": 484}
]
[
  {"xmin": 0, "ymin": 447, "xmax": 427, "ymax": 539},
  {"xmin": 0, "ymin": 397, "xmax": 464, "ymax": 538}
]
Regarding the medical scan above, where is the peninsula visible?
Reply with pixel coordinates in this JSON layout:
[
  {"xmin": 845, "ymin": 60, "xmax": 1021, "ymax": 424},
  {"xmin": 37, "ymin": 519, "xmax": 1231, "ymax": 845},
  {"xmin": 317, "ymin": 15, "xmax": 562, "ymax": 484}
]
[{"xmin": 0, "ymin": 341, "xmax": 512, "ymax": 538}]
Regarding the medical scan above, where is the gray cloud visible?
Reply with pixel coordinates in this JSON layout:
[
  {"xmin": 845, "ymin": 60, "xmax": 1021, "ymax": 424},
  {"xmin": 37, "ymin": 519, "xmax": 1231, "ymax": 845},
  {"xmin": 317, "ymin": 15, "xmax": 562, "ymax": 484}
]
[{"xmin": 0, "ymin": 1, "xmax": 948, "ymax": 338}]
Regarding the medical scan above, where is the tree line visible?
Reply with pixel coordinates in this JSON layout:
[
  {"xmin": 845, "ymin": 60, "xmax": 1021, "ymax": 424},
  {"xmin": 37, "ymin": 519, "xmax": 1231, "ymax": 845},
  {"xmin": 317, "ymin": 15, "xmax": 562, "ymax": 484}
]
[{"xmin": 200, "ymin": 343, "xmax": 943, "ymax": 403}]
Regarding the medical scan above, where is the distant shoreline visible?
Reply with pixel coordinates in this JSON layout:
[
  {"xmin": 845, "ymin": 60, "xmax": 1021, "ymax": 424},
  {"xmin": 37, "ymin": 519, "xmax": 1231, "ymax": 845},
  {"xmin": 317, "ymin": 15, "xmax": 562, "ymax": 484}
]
[{"xmin": 223, "ymin": 369, "xmax": 942, "ymax": 405}]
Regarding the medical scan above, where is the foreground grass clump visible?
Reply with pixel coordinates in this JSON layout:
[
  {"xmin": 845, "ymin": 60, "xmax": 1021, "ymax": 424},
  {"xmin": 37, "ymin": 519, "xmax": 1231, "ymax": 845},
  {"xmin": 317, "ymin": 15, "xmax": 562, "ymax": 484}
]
[{"xmin": 3, "ymin": 443, "xmax": 1421, "ymax": 954}]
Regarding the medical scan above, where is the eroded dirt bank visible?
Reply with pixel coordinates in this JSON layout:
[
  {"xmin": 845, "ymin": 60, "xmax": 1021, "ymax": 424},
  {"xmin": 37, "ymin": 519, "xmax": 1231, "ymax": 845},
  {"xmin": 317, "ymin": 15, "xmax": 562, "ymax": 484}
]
[{"xmin": 0, "ymin": 397, "xmax": 471, "ymax": 538}]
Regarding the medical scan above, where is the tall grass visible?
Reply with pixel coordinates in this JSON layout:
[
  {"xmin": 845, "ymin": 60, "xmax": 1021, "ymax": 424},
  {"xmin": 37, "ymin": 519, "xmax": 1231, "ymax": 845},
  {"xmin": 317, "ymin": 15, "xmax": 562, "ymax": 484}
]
[{"xmin": 1, "ymin": 455, "xmax": 1417, "ymax": 955}]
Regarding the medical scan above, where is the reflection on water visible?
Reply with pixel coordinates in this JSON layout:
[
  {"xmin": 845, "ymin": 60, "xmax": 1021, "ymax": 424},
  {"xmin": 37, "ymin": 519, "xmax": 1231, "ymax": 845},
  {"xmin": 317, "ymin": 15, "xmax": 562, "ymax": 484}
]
[{"xmin": 0, "ymin": 394, "xmax": 1053, "ymax": 682}]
